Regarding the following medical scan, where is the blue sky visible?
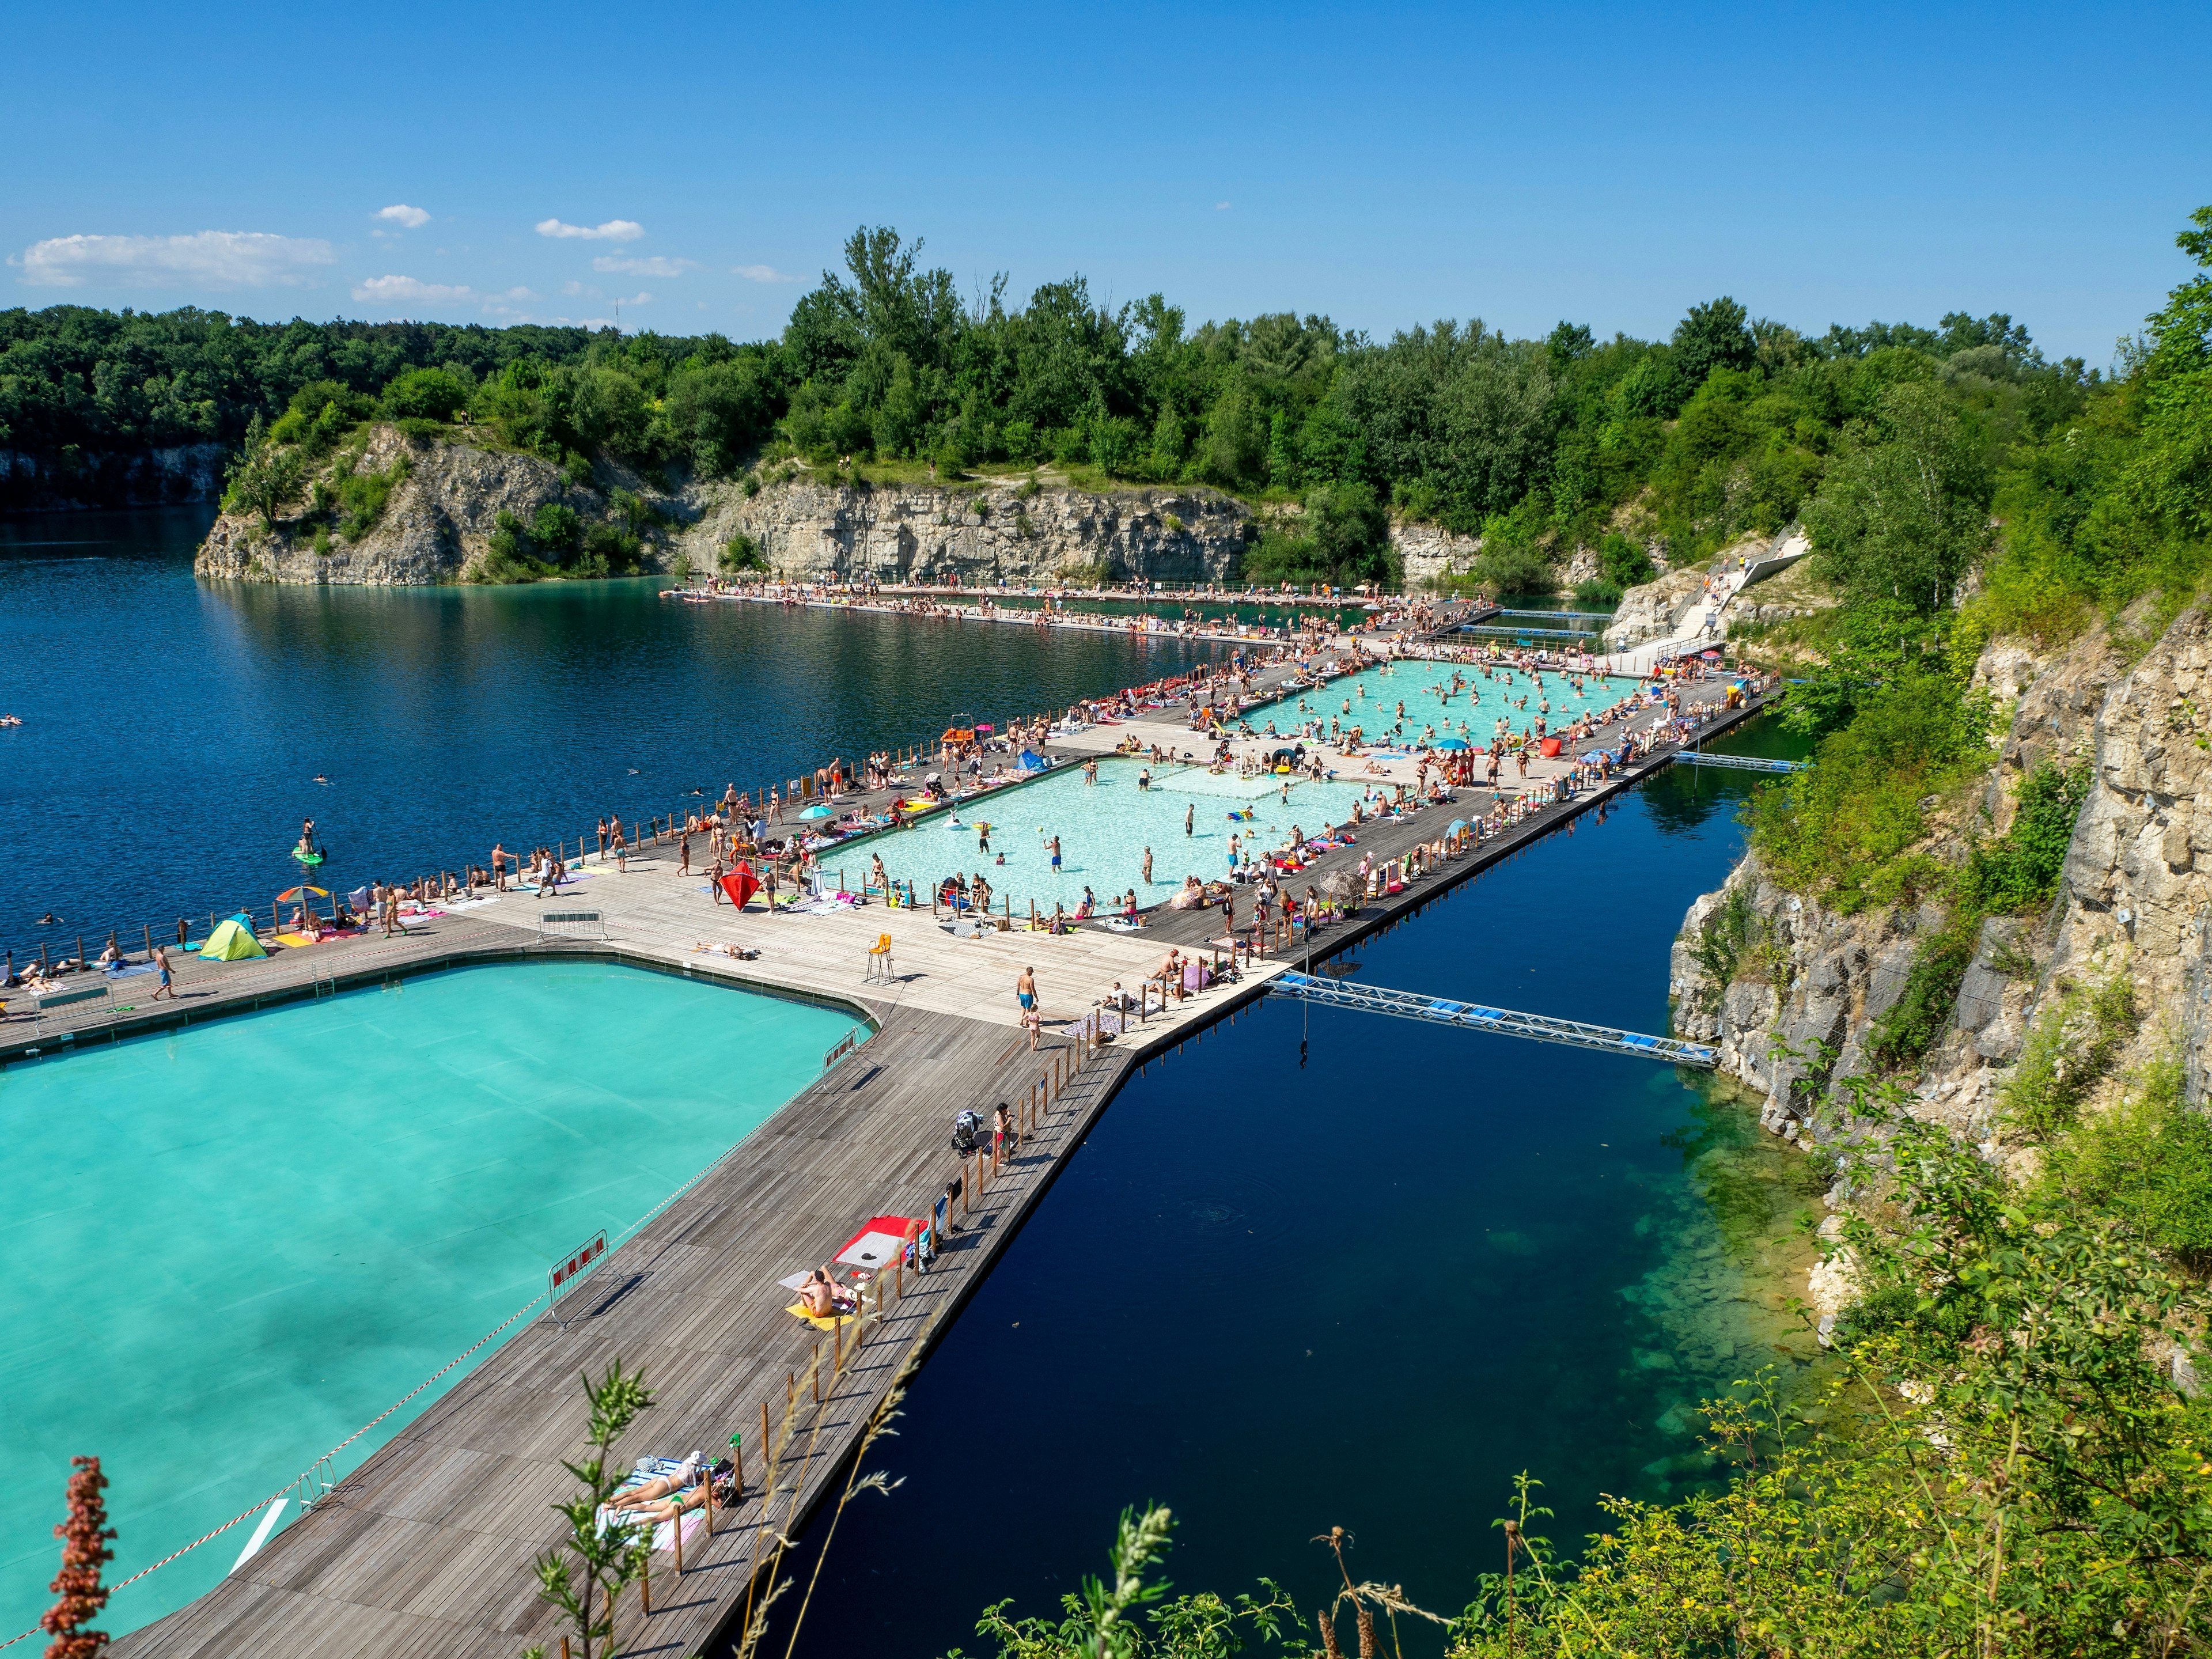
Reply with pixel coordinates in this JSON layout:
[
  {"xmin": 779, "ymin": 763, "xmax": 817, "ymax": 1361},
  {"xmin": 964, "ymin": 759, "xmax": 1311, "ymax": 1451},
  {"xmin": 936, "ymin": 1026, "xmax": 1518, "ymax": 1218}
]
[{"xmin": 7, "ymin": 0, "xmax": 2207, "ymax": 363}]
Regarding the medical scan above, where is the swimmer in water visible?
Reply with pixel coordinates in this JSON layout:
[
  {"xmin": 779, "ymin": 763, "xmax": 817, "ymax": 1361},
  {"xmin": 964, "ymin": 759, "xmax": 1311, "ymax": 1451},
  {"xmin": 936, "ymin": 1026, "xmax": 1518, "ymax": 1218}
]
[{"xmin": 312, "ymin": 773, "xmax": 330, "ymax": 785}]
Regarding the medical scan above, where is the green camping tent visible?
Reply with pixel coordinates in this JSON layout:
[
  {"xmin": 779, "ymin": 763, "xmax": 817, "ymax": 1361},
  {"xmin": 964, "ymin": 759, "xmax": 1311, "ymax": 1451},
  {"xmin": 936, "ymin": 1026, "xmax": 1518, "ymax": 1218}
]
[{"xmin": 199, "ymin": 917, "xmax": 268, "ymax": 960}]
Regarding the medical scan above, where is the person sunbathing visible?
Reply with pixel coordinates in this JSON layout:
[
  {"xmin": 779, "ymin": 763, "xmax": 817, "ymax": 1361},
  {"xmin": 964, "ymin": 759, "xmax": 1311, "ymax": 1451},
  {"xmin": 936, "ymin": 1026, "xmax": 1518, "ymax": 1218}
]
[
  {"xmin": 798, "ymin": 1268, "xmax": 854, "ymax": 1317},
  {"xmin": 601, "ymin": 1455, "xmax": 736, "ymax": 1527},
  {"xmin": 603, "ymin": 1453, "xmax": 707, "ymax": 1517}
]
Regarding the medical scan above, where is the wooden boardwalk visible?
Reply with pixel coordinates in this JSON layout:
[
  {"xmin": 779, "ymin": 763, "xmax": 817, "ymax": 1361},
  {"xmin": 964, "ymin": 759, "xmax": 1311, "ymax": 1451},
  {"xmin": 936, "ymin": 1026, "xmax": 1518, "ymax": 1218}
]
[{"xmin": 109, "ymin": 1005, "xmax": 1156, "ymax": 1659}]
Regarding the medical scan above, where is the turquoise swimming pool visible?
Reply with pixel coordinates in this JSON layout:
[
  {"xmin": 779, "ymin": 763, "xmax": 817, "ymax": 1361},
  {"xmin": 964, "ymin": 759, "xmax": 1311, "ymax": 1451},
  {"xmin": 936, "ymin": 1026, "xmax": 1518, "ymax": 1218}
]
[
  {"xmin": 1253, "ymin": 658, "xmax": 1635, "ymax": 748},
  {"xmin": 0, "ymin": 962, "xmax": 862, "ymax": 1639},
  {"xmin": 838, "ymin": 759, "xmax": 1375, "ymax": 920}
]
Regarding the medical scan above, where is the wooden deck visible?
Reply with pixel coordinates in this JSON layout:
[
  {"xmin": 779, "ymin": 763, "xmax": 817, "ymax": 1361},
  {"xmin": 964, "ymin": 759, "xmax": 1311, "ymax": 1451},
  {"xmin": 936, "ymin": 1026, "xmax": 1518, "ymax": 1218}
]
[{"xmin": 108, "ymin": 1005, "xmax": 1158, "ymax": 1659}]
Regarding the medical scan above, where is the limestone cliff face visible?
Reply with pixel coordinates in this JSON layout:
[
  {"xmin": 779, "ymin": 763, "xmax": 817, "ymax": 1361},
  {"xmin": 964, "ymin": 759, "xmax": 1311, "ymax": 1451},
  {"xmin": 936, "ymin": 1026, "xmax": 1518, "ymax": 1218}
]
[
  {"xmin": 1389, "ymin": 518, "xmax": 1482, "ymax": 586},
  {"xmin": 2043, "ymin": 609, "xmax": 2212, "ymax": 1104},
  {"xmin": 1, "ymin": 443, "xmax": 232, "ymax": 511},
  {"xmin": 195, "ymin": 426, "xmax": 669, "ymax": 585},
  {"xmin": 676, "ymin": 476, "xmax": 1251, "ymax": 586},
  {"xmin": 1605, "ymin": 567, "xmax": 1708, "ymax": 650},
  {"xmin": 1670, "ymin": 604, "xmax": 2212, "ymax": 1166}
]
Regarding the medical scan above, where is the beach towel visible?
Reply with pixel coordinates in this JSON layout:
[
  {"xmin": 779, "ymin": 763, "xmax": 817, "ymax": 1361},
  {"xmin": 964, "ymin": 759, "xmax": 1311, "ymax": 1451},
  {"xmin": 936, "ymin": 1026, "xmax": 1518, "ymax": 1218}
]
[
  {"xmin": 784, "ymin": 1301, "xmax": 855, "ymax": 1331},
  {"xmin": 836, "ymin": 1217, "xmax": 920, "ymax": 1269}
]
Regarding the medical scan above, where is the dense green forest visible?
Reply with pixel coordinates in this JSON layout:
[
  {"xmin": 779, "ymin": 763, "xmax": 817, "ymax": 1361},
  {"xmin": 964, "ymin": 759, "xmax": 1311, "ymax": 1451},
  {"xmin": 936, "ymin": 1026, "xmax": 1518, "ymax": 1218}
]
[{"xmin": 1, "ymin": 229, "xmax": 2103, "ymax": 594}]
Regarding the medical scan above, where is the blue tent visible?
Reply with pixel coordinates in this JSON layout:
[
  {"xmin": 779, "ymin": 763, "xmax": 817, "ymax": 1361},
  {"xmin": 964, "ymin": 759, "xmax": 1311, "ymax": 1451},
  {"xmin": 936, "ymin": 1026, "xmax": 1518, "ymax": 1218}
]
[{"xmin": 1017, "ymin": 751, "xmax": 1049, "ymax": 772}]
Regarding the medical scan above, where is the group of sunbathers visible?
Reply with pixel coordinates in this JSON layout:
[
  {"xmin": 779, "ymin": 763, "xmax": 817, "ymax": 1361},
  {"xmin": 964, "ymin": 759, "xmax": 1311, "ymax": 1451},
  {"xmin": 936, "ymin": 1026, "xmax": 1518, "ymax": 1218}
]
[{"xmin": 596, "ymin": 1450, "xmax": 739, "ymax": 1529}]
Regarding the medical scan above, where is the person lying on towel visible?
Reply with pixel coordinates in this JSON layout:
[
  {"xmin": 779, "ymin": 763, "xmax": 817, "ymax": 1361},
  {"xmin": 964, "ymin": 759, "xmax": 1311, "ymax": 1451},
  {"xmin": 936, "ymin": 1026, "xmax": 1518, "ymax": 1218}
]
[
  {"xmin": 798, "ymin": 1268, "xmax": 855, "ymax": 1318},
  {"xmin": 600, "ymin": 1453, "xmax": 736, "ymax": 1528}
]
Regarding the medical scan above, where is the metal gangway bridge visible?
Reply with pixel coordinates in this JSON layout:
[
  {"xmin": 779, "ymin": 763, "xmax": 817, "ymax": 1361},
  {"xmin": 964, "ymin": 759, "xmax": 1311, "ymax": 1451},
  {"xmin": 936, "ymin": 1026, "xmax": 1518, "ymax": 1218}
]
[
  {"xmin": 1270, "ymin": 971, "xmax": 1719, "ymax": 1067},
  {"xmin": 1676, "ymin": 749, "xmax": 1806, "ymax": 773}
]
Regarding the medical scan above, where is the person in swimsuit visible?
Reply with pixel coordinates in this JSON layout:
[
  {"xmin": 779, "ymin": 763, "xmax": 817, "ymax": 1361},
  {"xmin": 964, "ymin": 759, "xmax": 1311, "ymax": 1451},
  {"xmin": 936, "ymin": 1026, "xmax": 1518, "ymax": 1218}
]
[
  {"xmin": 1016, "ymin": 966, "xmax": 1037, "ymax": 1014},
  {"xmin": 151, "ymin": 945, "xmax": 176, "ymax": 1001}
]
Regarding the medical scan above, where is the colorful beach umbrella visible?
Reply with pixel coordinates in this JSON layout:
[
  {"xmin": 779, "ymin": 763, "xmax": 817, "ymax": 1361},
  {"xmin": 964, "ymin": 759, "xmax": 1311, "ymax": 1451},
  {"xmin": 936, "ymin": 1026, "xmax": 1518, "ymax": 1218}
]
[{"xmin": 275, "ymin": 886, "xmax": 329, "ymax": 902}]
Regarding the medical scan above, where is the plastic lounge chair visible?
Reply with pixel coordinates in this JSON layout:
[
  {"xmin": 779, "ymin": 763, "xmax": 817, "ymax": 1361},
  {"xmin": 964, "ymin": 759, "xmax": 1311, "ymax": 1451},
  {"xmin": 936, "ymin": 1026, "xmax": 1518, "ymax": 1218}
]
[{"xmin": 865, "ymin": 932, "xmax": 895, "ymax": 982}]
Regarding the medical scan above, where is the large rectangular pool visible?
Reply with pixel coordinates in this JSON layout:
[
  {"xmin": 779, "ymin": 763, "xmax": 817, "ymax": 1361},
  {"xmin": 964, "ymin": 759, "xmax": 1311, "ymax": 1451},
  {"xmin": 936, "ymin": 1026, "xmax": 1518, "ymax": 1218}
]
[{"xmin": 0, "ymin": 961, "xmax": 862, "ymax": 1639}]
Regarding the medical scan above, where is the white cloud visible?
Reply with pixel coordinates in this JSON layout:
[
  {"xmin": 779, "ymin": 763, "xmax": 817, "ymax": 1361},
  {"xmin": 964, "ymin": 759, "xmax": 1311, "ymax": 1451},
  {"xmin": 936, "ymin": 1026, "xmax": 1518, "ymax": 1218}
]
[
  {"xmin": 17, "ymin": 230, "xmax": 334, "ymax": 289},
  {"xmin": 536, "ymin": 217, "xmax": 644, "ymax": 241},
  {"xmin": 353, "ymin": 274, "xmax": 474, "ymax": 303},
  {"xmin": 591, "ymin": 255, "xmax": 696, "ymax": 277},
  {"xmin": 376, "ymin": 204, "xmax": 431, "ymax": 228},
  {"xmin": 732, "ymin": 263, "xmax": 795, "ymax": 283},
  {"xmin": 1215, "ymin": 201, "xmax": 1231, "ymax": 211}
]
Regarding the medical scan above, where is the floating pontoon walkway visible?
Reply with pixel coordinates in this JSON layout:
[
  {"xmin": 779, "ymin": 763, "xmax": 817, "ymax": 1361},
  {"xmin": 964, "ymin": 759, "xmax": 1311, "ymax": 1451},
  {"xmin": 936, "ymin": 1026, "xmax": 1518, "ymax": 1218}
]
[
  {"xmin": 1270, "ymin": 971, "xmax": 1719, "ymax": 1067},
  {"xmin": 1676, "ymin": 750, "xmax": 1807, "ymax": 772}
]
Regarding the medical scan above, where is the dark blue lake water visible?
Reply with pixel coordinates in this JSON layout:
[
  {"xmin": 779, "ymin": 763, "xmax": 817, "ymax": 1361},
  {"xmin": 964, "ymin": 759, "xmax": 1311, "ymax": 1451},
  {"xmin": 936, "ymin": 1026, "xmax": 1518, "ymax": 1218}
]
[
  {"xmin": 0, "ymin": 508, "xmax": 1219, "ymax": 963},
  {"xmin": 766, "ymin": 729, "xmax": 1818, "ymax": 1659}
]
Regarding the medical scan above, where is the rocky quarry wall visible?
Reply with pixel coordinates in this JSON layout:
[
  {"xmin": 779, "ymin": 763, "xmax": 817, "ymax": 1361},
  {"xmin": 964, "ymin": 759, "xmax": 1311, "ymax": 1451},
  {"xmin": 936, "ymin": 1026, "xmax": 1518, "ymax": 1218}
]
[
  {"xmin": 676, "ymin": 476, "xmax": 1251, "ymax": 587},
  {"xmin": 195, "ymin": 427, "xmax": 660, "ymax": 585},
  {"xmin": 1668, "ymin": 605, "xmax": 2212, "ymax": 1344}
]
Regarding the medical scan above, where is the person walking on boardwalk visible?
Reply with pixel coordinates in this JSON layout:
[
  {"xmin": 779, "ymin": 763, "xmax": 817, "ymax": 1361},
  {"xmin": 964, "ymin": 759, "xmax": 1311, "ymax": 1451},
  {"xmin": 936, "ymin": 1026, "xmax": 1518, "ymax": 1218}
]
[
  {"xmin": 994, "ymin": 1101, "xmax": 1013, "ymax": 1160},
  {"xmin": 1016, "ymin": 966, "xmax": 1037, "ymax": 1018},
  {"xmin": 151, "ymin": 945, "xmax": 176, "ymax": 1002},
  {"xmin": 678, "ymin": 832, "xmax": 691, "ymax": 877},
  {"xmin": 596, "ymin": 817, "xmax": 608, "ymax": 859}
]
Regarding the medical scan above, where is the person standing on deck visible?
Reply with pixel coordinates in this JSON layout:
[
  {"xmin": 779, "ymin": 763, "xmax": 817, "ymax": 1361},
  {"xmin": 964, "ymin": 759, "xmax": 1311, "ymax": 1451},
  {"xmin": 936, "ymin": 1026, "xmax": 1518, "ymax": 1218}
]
[
  {"xmin": 491, "ymin": 844, "xmax": 508, "ymax": 892},
  {"xmin": 596, "ymin": 818, "xmax": 608, "ymax": 858}
]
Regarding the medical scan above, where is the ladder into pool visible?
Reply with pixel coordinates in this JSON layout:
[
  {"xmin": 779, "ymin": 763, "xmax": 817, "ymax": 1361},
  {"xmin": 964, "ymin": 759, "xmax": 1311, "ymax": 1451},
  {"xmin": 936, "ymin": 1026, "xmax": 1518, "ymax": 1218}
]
[{"xmin": 1270, "ymin": 971, "xmax": 1719, "ymax": 1069}]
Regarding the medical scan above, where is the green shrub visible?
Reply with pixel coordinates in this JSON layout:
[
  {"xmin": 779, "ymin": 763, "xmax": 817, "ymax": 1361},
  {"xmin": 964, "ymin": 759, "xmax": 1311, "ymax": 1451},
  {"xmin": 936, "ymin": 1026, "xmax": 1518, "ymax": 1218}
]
[
  {"xmin": 579, "ymin": 522, "xmax": 640, "ymax": 573},
  {"xmin": 1748, "ymin": 659, "xmax": 1984, "ymax": 912},
  {"xmin": 718, "ymin": 532, "xmax": 765, "ymax": 574},
  {"xmin": 381, "ymin": 366, "xmax": 470, "ymax": 422},
  {"xmin": 2048, "ymin": 1049, "xmax": 2212, "ymax": 1264},
  {"xmin": 2003, "ymin": 976, "xmax": 2139, "ymax": 1137},
  {"xmin": 334, "ymin": 453, "xmax": 410, "ymax": 540},
  {"xmin": 1866, "ymin": 906, "xmax": 1979, "ymax": 1070},
  {"xmin": 1572, "ymin": 578, "xmax": 1623, "ymax": 607},
  {"xmin": 1688, "ymin": 883, "xmax": 1757, "ymax": 987},
  {"xmin": 1597, "ymin": 531, "xmax": 1654, "ymax": 588},
  {"xmin": 530, "ymin": 502, "xmax": 582, "ymax": 559},
  {"xmin": 1469, "ymin": 541, "xmax": 1554, "ymax": 594},
  {"xmin": 1961, "ymin": 760, "xmax": 2091, "ymax": 913}
]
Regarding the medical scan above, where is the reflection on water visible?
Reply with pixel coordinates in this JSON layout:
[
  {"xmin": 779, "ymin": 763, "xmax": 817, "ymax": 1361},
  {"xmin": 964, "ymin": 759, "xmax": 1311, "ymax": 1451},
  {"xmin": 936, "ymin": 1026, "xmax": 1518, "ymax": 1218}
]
[
  {"xmin": 0, "ymin": 508, "xmax": 1221, "ymax": 956},
  {"xmin": 767, "ymin": 737, "xmax": 1822, "ymax": 1659}
]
